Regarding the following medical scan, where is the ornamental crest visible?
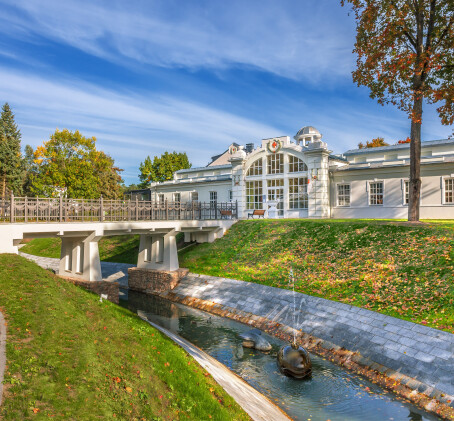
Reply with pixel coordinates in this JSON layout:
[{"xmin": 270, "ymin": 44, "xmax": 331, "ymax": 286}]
[
  {"xmin": 229, "ymin": 145, "xmax": 238, "ymax": 154},
  {"xmin": 267, "ymin": 139, "xmax": 282, "ymax": 154}
]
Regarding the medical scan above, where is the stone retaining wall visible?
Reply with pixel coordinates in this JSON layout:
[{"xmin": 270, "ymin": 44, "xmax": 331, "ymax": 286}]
[
  {"xmin": 159, "ymin": 273, "xmax": 454, "ymax": 420},
  {"xmin": 128, "ymin": 267, "xmax": 189, "ymax": 295},
  {"xmin": 64, "ymin": 277, "xmax": 120, "ymax": 304}
]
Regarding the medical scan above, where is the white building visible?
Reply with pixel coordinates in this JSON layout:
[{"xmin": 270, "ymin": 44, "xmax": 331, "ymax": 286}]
[{"xmin": 135, "ymin": 126, "xmax": 454, "ymax": 219}]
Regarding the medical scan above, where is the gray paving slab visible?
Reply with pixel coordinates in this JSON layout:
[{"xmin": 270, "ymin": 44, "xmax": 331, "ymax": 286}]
[{"xmin": 175, "ymin": 273, "xmax": 454, "ymax": 399}]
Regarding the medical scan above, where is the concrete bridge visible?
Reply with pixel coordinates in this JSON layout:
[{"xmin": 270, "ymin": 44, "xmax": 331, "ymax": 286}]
[{"xmin": 0, "ymin": 196, "xmax": 237, "ymax": 282}]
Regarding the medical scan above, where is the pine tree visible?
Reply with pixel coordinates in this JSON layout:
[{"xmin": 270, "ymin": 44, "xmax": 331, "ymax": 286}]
[{"xmin": 0, "ymin": 103, "xmax": 23, "ymax": 196}]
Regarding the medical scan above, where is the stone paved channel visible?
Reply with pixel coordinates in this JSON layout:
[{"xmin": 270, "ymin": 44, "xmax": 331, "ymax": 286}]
[
  {"xmin": 171, "ymin": 274, "xmax": 454, "ymax": 402},
  {"xmin": 21, "ymin": 253, "xmax": 454, "ymax": 413}
]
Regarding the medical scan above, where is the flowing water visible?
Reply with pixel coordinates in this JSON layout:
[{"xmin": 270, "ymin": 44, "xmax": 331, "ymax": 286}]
[{"xmin": 123, "ymin": 291, "xmax": 440, "ymax": 421}]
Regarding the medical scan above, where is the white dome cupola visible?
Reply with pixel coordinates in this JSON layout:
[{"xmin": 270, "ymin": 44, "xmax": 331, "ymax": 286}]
[{"xmin": 294, "ymin": 126, "xmax": 322, "ymax": 146}]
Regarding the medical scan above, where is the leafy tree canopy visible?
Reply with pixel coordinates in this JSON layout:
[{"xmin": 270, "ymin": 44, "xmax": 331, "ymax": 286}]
[
  {"xmin": 0, "ymin": 103, "xmax": 23, "ymax": 196},
  {"xmin": 358, "ymin": 137, "xmax": 390, "ymax": 148},
  {"xmin": 30, "ymin": 129, "xmax": 123, "ymax": 199},
  {"xmin": 342, "ymin": 0, "xmax": 453, "ymax": 221},
  {"xmin": 139, "ymin": 151, "xmax": 191, "ymax": 187}
]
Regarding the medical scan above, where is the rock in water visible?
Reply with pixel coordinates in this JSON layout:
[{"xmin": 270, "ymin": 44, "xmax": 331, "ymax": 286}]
[
  {"xmin": 239, "ymin": 329, "xmax": 272, "ymax": 351},
  {"xmin": 277, "ymin": 343, "xmax": 312, "ymax": 379}
]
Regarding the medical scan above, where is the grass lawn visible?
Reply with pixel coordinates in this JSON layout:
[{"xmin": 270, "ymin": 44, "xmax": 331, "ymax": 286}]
[
  {"xmin": 178, "ymin": 220, "xmax": 454, "ymax": 333},
  {"xmin": 20, "ymin": 220, "xmax": 454, "ymax": 333},
  {"xmin": 21, "ymin": 235, "xmax": 141, "ymax": 264},
  {"xmin": 0, "ymin": 254, "xmax": 250, "ymax": 420}
]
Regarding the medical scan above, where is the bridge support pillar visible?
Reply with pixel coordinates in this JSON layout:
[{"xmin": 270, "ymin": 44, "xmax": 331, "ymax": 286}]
[
  {"xmin": 137, "ymin": 230, "xmax": 178, "ymax": 271},
  {"xmin": 59, "ymin": 232, "xmax": 102, "ymax": 282}
]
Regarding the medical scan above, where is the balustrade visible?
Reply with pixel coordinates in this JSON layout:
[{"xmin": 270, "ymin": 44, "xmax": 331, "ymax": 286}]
[{"xmin": 0, "ymin": 194, "xmax": 238, "ymax": 223}]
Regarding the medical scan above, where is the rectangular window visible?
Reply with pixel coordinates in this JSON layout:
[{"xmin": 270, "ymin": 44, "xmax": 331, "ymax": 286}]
[
  {"xmin": 158, "ymin": 193, "xmax": 164, "ymax": 203},
  {"xmin": 289, "ymin": 178, "xmax": 308, "ymax": 209},
  {"xmin": 337, "ymin": 184, "xmax": 351, "ymax": 207},
  {"xmin": 246, "ymin": 181, "xmax": 263, "ymax": 210},
  {"xmin": 228, "ymin": 190, "xmax": 233, "ymax": 201},
  {"xmin": 404, "ymin": 180, "xmax": 409, "ymax": 205},
  {"xmin": 191, "ymin": 191, "xmax": 198, "ymax": 202},
  {"xmin": 267, "ymin": 153, "xmax": 284, "ymax": 174},
  {"xmin": 369, "ymin": 181, "xmax": 384, "ymax": 205},
  {"xmin": 209, "ymin": 191, "xmax": 217, "ymax": 207},
  {"xmin": 445, "ymin": 178, "xmax": 454, "ymax": 204},
  {"xmin": 173, "ymin": 193, "xmax": 180, "ymax": 203}
]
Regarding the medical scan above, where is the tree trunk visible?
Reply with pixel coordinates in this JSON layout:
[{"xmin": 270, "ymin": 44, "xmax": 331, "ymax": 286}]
[{"xmin": 408, "ymin": 95, "xmax": 423, "ymax": 221}]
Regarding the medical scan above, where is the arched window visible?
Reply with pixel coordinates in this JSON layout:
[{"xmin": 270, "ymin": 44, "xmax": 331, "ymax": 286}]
[
  {"xmin": 288, "ymin": 155, "xmax": 308, "ymax": 172},
  {"xmin": 246, "ymin": 159, "xmax": 263, "ymax": 176}
]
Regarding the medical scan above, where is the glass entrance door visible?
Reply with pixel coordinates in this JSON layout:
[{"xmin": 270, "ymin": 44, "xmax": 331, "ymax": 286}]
[{"xmin": 267, "ymin": 179, "xmax": 284, "ymax": 216}]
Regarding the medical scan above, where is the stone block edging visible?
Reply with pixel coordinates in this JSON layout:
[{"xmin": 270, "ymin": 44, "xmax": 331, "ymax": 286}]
[{"xmin": 159, "ymin": 288, "xmax": 454, "ymax": 420}]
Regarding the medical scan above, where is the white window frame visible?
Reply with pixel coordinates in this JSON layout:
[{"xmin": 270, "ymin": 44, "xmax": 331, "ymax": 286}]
[
  {"xmin": 157, "ymin": 193, "xmax": 165, "ymax": 203},
  {"xmin": 288, "ymin": 155, "xmax": 308, "ymax": 173},
  {"xmin": 190, "ymin": 191, "xmax": 198, "ymax": 202},
  {"xmin": 402, "ymin": 179, "xmax": 409, "ymax": 206},
  {"xmin": 246, "ymin": 180, "xmax": 263, "ymax": 210},
  {"xmin": 246, "ymin": 158, "xmax": 263, "ymax": 176},
  {"xmin": 173, "ymin": 192, "xmax": 181, "ymax": 203},
  {"xmin": 368, "ymin": 180, "xmax": 384, "ymax": 206},
  {"xmin": 209, "ymin": 191, "xmax": 217, "ymax": 207},
  {"xmin": 442, "ymin": 176, "xmax": 454, "ymax": 205},
  {"xmin": 336, "ymin": 183, "xmax": 351, "ymax": 207},
  {"xmin": 267, "ymin": 153, "xmax": 284, "ymax": 175},
  {"xmin": 288, "ymin": 177, "xmax": 308, "ymax": 209}
]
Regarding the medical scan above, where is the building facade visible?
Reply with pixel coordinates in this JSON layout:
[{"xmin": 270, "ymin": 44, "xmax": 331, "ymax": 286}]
[{"xmin": 134, "ymin": 126, "xmax": 454, "ymax": 219}]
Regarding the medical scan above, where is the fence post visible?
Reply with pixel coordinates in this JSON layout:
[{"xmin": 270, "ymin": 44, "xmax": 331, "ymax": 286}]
[
  {"xmin": 10, "ymin": 192, "xmax": 14, "ymax": 223},
  {"xmin": 165, "ymin": 199, "xmax": 168, "ymax": 220},
  {"xmin": 235, "ymin": 200, "xmax": 238, "ymax": 219},
  {"xmin": 24, "ymin": 196, "xmax": 28, "ymax": 223},
  {"xmin": 59, "ymin": 195, "xmax": 63, "ymax": 222},
  {"xmin": 100, "ymin": 196, "xmax": 104, "ymax": 222}
]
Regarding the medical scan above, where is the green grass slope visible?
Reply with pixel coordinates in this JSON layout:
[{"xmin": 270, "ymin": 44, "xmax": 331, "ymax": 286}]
[
  {"xmin": 179, "ymin": 220, "xmax": 454, "ymax": 333},
  {"xmin": 21, "ymin": 235, "xmax": 140, "ymax": 264},
  {"xmin": 0, "ymin": 254, "xmax": 250, "ymax": 420}
]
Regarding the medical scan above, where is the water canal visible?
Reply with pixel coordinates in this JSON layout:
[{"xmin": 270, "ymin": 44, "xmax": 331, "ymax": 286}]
[{"xmin": 123, "ymin": 291, "xmax": 440, "ymax": 421}]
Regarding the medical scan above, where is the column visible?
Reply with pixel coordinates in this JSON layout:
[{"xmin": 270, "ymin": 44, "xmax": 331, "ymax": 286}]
[{"xmin": 137, "ymin": 230, "xmax": 179, "ymax": 271}]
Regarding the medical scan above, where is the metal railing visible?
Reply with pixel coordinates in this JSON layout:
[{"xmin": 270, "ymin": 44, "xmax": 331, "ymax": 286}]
[{"xmin": 0, "ymin": 194, "xmax": 238, "ymax": 223}]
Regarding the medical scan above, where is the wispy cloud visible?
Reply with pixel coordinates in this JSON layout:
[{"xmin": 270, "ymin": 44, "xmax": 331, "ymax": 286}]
[
  {"xmin": 0, "ymin": 67, "xmax": 282, "ymax": 181},
  {"xmin": 0, "ymin": 0, "xmax": 355, "ymax": 81}
]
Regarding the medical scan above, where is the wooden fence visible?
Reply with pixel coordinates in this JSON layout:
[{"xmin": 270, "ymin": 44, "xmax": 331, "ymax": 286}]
[{"xmin": 0, "ymin": 195, "xmax": 238, "ymax": 223}]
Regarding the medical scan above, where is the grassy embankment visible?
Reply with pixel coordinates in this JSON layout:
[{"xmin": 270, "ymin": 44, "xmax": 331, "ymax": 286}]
[
  {"xmin": 0, "ymin": 254, "xmax": 250, "ymax": 420},
  {"xmin": 21, "ymin": 220, "xmax": 454, "ymax": 333}
]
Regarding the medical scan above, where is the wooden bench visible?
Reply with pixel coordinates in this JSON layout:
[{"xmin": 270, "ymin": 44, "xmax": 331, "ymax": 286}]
[
  {"xmin": 248, "ymin": 209, "xmax": 265, "ymax": 219},
  {"xmin": 220, "ymin": 210, "xmax": 233, "ymax": 219}
]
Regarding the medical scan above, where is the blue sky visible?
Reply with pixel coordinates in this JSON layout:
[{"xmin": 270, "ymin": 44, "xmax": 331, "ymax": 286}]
[{"xmin": 0, "ymin": 0, "xmax": 451, "ymax": 184}]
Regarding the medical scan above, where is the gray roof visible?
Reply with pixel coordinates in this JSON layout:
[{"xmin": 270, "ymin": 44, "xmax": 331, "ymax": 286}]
[
  {"xmin": 343, "ymin": 138, "xmax": 453, "ymax": 155},
  {"xmin": 175, "ymin": 164, "xmax": 232, "ymax": 174}
]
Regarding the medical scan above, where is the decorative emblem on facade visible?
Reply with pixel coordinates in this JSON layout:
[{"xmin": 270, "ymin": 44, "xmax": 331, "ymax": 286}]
[
  {"xmin": 229, "ymin": 145, "xmax": 238, "ymax": 154},
  {"xmin": 267, "ymin": 139, "xmax": 282, "ymax": 154}
]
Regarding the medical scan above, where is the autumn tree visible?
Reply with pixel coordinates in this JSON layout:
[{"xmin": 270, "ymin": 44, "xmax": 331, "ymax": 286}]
[
  {"xmin": 30, "ymin": 129, "xmax": 123, "ymax": 199},
  {"xmin": 0, "ymin": 103, "xmax": 23, "ymax": 196},
  {"xmin": 342, "ymin": 0, "xmax": 454, "ymax": 221},
  {"xmin": 358, "ymin": 137, "xmax": 390, "ymax": 148},
  {"xmin": 139, "ymin": 151, "xmax": 191, "ymax": 187}
]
